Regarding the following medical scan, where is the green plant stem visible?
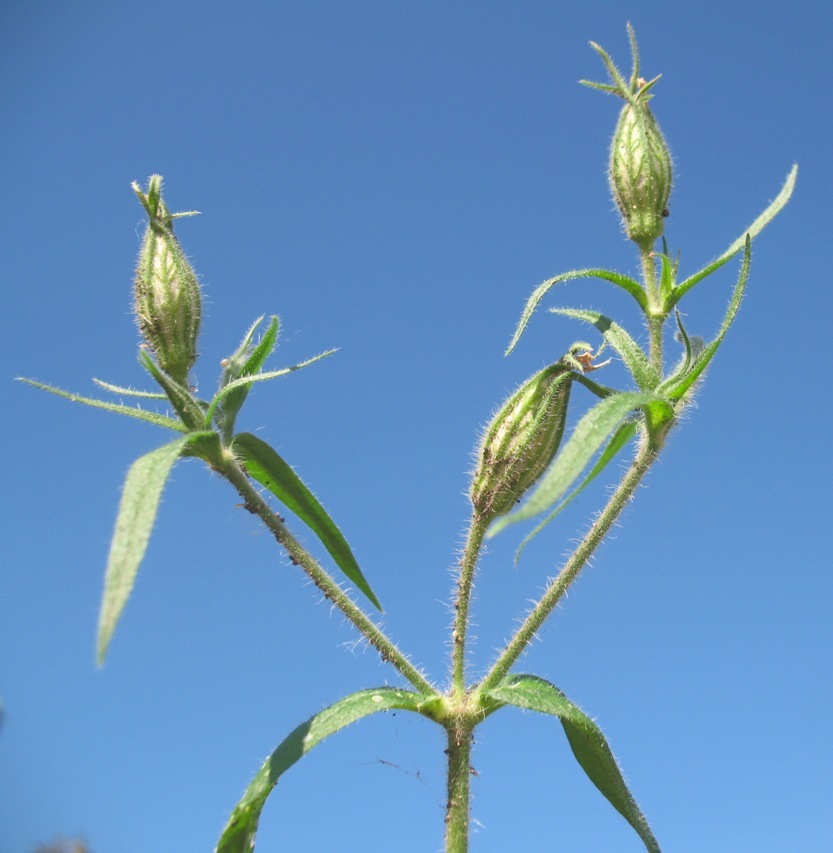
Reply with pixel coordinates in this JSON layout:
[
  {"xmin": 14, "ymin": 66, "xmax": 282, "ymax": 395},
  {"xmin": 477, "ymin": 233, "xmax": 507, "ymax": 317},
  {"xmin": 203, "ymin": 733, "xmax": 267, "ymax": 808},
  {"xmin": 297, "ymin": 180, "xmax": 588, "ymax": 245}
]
[
  {"xmin": 451, "ymin": 514, "xmax": 489, "ymax": 694},
  {"xmin": 641, "ymin": 248, "xmax": 665, "ymax": 373},
  {"xmin": 217, "ymin": 447, "xmax": 436, "ymax": 695},
  {"xmin": 444, "ymin": 718, "xmax": 474, "ymax": 853},
  {"xmin": 479, "ymin": 434, "xmax": 659, "ymax": 693},
  {"xmin": 640, "ymin": 246, "xmax": 659, "ymax": 308},
  {"xmin": 647, "ymin": 313, "xmax": 664, "ymax": 375}
]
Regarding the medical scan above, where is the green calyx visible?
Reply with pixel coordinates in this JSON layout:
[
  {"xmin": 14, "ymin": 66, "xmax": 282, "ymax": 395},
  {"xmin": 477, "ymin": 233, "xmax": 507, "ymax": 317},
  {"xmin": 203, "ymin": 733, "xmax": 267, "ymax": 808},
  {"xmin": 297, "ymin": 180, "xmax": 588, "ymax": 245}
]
[
  {"xmin": 582, "ymin": 25, "xmax": 673, "ymax": 251},
  {"xmin": 132, "ymin": 175, "xmax": 202, "ymax": 386},
  {"xmin": 471, "ymin": 358, "xmax": 577, "ymax": 523},
  {"xmin": 610, "ymin": 96, "xmax": 672, "ymax": 249}
]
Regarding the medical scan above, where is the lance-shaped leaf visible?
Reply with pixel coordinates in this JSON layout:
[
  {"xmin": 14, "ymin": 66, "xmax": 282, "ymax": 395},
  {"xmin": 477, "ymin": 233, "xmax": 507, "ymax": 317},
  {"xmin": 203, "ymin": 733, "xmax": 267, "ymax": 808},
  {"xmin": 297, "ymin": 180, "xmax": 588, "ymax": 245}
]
[
  {"xmin": 661, "ymin": 311, "xmax": 706, "ymax": 394},
  {"xmin": 514, "ymin": 419, "xmax": 638, "ymax": 563},
  {"xmin": 97, "ymin": 433, "xmax": 213, "ymax": 664},
  {"xmin": 212, "ymin": 316, "xmax": 278, "ymax": 440},
  {"xmin": 233, "ymin": 432, "xmax": 381, "ymax": 611},
  {"xmin": 668, "ymin": 165, "xmax": 796, "ymax": 309},
  {"xmin": 140, "ymin": 349, "xmax": 205, "ymax": 430},
  {"xmin": 215, "ymin": 687, "xmax": 432, "ymax": 853},
  {"xmin": 656, "ymin": 247, "xmax": 678, "ymax": 302},
  {"xmin": 17, "ymin": 378, "xmax": 187, "ymax": 432},
  {"xmin": 660, "ymin": 236, "xmax": 751, "ymax": 402},
  {"xmin": 551, "ymin": 308, "xmax": 659, "ymax": 390},
  {"xmin": 506, "ymin": 268, "xmax": 647, "ymax": 355},
  {"xmin": 485, "ymin": 674, "xmax": 661, "ymax": 853},
  {"xmin": 206, "ymin": 348, "xmax": 336, "ymax": 439},
  {"xmin": 93, "ymin": 378, "xmax": 168, "ymax": 399},
  {"xmin": 488, "ymin": 391, "xmax": 672, "ymax": 537}
]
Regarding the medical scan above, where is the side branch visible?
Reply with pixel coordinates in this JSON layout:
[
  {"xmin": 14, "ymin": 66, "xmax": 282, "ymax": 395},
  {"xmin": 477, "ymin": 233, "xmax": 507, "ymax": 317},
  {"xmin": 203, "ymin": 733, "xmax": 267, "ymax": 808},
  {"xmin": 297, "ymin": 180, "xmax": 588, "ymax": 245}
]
[
  {"xmin": 219, "ymin": 450, "xmax": 436, "ymax": 695},
  {"xmin": 480, "ymin": 434, "xmax": 659, "ymax": 692}
]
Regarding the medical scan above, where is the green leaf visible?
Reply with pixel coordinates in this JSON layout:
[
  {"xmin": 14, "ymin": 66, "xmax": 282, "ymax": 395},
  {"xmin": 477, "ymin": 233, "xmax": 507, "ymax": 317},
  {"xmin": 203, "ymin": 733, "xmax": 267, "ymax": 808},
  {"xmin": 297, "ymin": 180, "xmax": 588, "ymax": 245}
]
[
  {"xmin": 656, "ymin": 249, "xmax": 678, "ymax": 302},
  {"xmin": 207, "ymin": 347, "xmax": 336, "ymax": 438},
  {"xmin": 97, "ymin": 435, "xmax": 199, "ymax": 664},
  {"xmin": 661, "ymin": 236, "xmax": 751, "ymax": 402},
  {"xmin": 488, "ymin": 391, "xmax": 666, "ymax": 537},
  {"xmin": 514, "ymin": 419, "xmax": 637, "ymax": 563},
  {"xmin": 668, "ymin": 165, "xmax": 796, "ymax": 309},
  {"xmin": 551, "ymin": 308, "xmax": 659, "ymax": 390},
  {"xmin": 662, "ymin": 312, "xmax": 705, "ymax": 391},
  {"xmin": 485, "ymin": 674, "xmax": 661, "ymax": 853},
  {"xmin": 17, "ymin": 378, "xmax": 187, "ymax": 432},
  {"xmin": 506, "ymin": 268, "xmax": 647, "ymax": 355},
  {"xmin": 233, "ymin": 432, "xmax": 382, "ymax": 611},
  {"xmin": 93, "ymin": 378, "xmax": 168, "ymax": 399},
  {"xmin": 215, "ymin": 687, "xmax": 430, "ymax": 853},
  {"xmin": 570, "ymin": 371, "xmax": 618, "ymax": 400},
  {"xmin": 139, "ymin": 350, "xmax": 205, "ymax": 430},
  {"xmin": 212, "ymin": 316, "xmax": 279, "ymax": 439}
]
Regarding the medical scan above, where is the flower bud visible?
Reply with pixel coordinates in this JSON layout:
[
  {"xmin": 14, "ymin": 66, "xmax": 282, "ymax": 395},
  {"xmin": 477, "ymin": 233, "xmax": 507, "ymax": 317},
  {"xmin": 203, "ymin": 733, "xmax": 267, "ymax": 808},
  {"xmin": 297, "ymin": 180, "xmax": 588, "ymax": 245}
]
[
  {"xmin": 609, "ymin": 90, "xmax": 673, "ymax": 250},
  {"xmin": 132, "ymin": 176, "xmax": 202, "ymax": 386},
  {"xmin": 471, "ymin": 362, "xmax": 574, "ymax": 523}
]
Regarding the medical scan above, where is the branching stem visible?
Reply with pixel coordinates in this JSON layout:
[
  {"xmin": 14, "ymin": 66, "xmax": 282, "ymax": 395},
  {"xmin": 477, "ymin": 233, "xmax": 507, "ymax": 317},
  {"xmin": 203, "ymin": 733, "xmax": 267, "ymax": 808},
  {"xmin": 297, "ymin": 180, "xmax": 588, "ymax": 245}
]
[
  {"xmin": 217, "ymin": 448, "xmax": 436, "ymax": 696},
  {"xmin": 479, "ymin": 433, "xmax": 660, "ymax": 693}
]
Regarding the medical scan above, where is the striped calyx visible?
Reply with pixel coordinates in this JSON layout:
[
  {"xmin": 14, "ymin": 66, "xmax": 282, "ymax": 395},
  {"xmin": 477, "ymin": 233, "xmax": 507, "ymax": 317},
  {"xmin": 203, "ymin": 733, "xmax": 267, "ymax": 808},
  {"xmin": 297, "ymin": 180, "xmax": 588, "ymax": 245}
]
[
  {"xmin": 133, "ymin": 176, "xmax": 202, "ymax": 386},
  {"xmin": 610, "ymin": 88, "xmax": 673, "ymax": 250},
  {"xmin": 471, "ymin": 362, "xmax": 574, "ymax": 523}
]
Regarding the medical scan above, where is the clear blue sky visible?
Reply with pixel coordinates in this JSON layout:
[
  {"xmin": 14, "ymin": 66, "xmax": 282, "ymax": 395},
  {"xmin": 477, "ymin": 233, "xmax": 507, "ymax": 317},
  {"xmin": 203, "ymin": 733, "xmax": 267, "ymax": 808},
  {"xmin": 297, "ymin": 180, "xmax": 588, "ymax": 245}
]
[{"xmin": 3, "ymin": 2, "xmax": 831, "ymax": 852}]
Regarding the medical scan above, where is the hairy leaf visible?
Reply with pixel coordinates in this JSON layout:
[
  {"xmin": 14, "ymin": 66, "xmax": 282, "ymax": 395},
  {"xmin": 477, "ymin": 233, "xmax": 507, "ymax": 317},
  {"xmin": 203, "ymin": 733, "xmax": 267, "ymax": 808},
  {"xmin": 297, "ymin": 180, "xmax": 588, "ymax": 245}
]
[
  {"xmin": 17, "ymin": 378, "xmax": 186, "ymax": 432},
  {"xmin": 514, "ymin": 419, "xmax": 638, "ymax": 562},
  {"xmin": 551, "ymin": 308, "xmax": 658, "ymax": 390},
  {"xmin": 97, "ymin": 435, "xmax": 199, "ymax": 664},
  {"xmin": 488, "ymin": 391, "xmax": 665, "ymax": 536},
  {"xmin": 139, "ymin": 350, "xmax": 205, "ymax": 430},
  {"xmin": 506, "ymin": 268, "xmax": 646, "ymax": 355},
  {"xmin": 207, "ymin": 348, "xmax": 336, "ymax": 436},
  {"xmin": 211, "ymin": 316, "xmax": 278, "ymax": 439},
  {"xmin": 669, "ymin": 165, "xmax": 796, "ymax": 308},
  {"xmin": 486, "ymin": 674, "xmax": 661, "ymax": 853},
  {"xmin": 234, "ymin": 432, "xmax": 381, "ymax": 610},
  {"xmin": 661, "ymin": 236, "xmax": 751, "ymax": 402},
  {"xmin": 216, "ymin": 687, "xmax": 429, "ymax": 853}
]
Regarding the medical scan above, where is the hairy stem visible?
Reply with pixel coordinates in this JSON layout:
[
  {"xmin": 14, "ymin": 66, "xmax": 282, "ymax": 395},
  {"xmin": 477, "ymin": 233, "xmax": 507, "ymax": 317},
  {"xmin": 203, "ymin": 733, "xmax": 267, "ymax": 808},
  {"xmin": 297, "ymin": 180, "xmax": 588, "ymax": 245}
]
[
  {"xmin": 641, "ymin": 247, "xmax": 665, "ymax": 373},
  {"xmin": 451, "ymin": 514, "xmax": 489, "ymax": 694},
  {"xmin": 218, "ymin": 448, "xmax": 436, "ymax": 695},
  {"xmin": 641, "ymin": 247, "xmax": 659, "ymax": 308},
  {"xmin": 444, "ymin": 718, "xmax": 474, "ymax": 853},
  {"xmin": 479, "ymin": 434, "xmax": 659, "ymax": 692}
]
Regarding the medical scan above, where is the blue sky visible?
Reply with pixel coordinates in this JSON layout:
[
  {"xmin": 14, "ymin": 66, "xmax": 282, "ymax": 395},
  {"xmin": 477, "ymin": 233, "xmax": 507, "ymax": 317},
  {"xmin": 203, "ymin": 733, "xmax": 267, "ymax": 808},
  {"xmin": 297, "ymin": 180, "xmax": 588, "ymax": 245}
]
[{"xmin": 2, "ymin": 2, "xmax": 832, "ymax": 851}]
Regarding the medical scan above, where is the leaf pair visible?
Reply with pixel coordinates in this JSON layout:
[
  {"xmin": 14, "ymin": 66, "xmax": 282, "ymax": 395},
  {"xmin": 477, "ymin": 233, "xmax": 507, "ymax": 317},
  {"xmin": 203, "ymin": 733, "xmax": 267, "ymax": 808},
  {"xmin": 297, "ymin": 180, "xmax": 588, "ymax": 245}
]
[
  {"xmin": 24, "ymin": 316, "xmax": 381, "ymax": 664},
  {"xmin": 215, "ymin": 674, "xmax": 660, "ymax": 853},
  {"xmin": 507, "ymin": 165, "xmax": 797, "ymax": 357}
]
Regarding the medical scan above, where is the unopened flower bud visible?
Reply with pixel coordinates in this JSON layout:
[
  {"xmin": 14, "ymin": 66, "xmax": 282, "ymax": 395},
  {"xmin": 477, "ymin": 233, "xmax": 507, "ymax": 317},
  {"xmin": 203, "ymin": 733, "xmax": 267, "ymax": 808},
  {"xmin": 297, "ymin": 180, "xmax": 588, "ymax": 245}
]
[
  {"xmin": 471, "ymin": 362, "xmax": 574, "ymax": 523},
  {"xmin": 132, "ymin": 176, "xmax": 202, "ymax": 386},
  {"xmin": 609, "ymin": 89, "xmax": 673, "ymax": 249}
]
